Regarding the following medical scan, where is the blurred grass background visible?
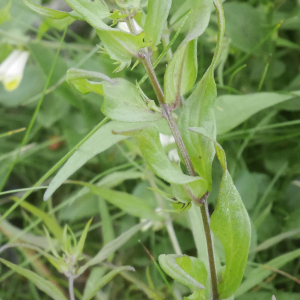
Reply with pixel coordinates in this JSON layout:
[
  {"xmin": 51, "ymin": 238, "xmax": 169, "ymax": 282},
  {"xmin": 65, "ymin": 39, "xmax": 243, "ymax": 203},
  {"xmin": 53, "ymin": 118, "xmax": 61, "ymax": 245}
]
[{"xmin": 0, "ymin": 0, "xmax": 300, "ymax": 299}]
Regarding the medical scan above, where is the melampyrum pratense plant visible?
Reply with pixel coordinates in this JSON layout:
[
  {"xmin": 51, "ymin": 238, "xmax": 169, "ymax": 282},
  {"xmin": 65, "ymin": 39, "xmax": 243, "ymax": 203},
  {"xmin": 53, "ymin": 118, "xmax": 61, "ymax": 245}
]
[{"xmin": 1, "ymin": 0, "xmax": 252, "ymax": 299}]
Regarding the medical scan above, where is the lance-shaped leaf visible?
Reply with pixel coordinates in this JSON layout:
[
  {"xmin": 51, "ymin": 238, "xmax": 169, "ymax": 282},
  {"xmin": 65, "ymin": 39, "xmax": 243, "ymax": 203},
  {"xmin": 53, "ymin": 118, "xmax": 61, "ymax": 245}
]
[
  {"xmin": 44, "ymin": 121, "xmax": 144, "ymax": 200},
  {"xmin": 101, "ymin": 78, "xmax": 162, "ymax": 122},
  {"xmin": 210, "ymin": 170, "xmax": 251, "ymax": 298},
  {"xmin": 23, "ymin": 0, "xmax": 71, "ymax": 19},
  {"xmin": 189, "ymin": 126, "xmax": 251, "ymax": 298},
  {"xmin": 97, "ymin": 30, "xmax": 147, "ymax": 72},
  {"xmin": 144, "ymin": 0, "xmax": 172, "ymax": 48},
  {"xmin": 164, "ymin": 40, "xmax": 197, "ymax": 105},
  {"xmin": 69, "ymin": 183, "xmax": 162, "ymax": 221},
  {"xmin": 78, "ymin": 222, "xmax": 145, "ymax": 275},
  {"xmin": 82, "ymin": 266, "xmax": 135, "ymax": 300},
  {"xmin": 115, "ymin": 124, "xmax": 207, "ymax": 200},
  {"xmin": 178, "ymin": 0, "xmax": 225, "ymax": 190},
  {"xmin": 64, "ymin": 0, "xmax": 110, "ymax": 30},
  {"xmin": 66, "ymin": 68, "xmax": 112, "ymax": 95},
  {"xmin": 0, "ymin": 258, "xmax": 67, "ymax": 300},
  {"xmin": 184, "ymin": 0, "xmax": 214, "ymax": 44},
  {"xmin": 159, "ymin": 254, "xmax": 207, "ymax": 291}
]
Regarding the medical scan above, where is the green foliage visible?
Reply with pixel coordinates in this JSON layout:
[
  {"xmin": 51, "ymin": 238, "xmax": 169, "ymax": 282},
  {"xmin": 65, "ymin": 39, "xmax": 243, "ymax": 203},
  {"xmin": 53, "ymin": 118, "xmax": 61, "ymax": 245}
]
[
  {"xmin": 144, "ymin": 0, "xmax": 172, "ymax": 49},
  {"xmin": 159, "ymin": 254, "xmax": 207, "ymax": 292},
  {"xmin": 2, "ymin": 0, "xmax": 300, "ymax": 299},
  {"xmin": 0, "ymin": 258, "xmax": 68, "ymax": 300}
]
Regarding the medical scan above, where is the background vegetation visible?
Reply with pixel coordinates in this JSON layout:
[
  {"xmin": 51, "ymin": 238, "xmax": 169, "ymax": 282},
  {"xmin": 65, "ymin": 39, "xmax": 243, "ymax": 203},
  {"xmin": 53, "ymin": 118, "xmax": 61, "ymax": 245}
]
[{"xmin": 0, "ymin": 0, "xmax": 300, "ymax": 299}]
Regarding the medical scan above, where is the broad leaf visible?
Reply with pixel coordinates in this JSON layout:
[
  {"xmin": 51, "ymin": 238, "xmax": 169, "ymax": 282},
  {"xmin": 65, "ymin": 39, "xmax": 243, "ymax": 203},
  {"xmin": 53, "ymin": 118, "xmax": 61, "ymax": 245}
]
[
  {"xmin": 178, "ymin": 0, "xmax": 225, "ymax": 190},
  {"xmin": 159, "ymin": 254, "xmax": 207, "ymax": 291},
  {"xmin": 215, "ymin": 91, "xmax": 300, "ymax": 134},
  {"xmin": 22, "ymin": 0, "xmax": 71, "ymax": 19},
  {"xmin": 64, "ymin": 0, "xmax": 110, "ymax": 30},
  {"xmin": 0, "ymin": 258, "xmax": 67, "ymax": 300},
  {"xmin": 78, "ymin": 222, "xmax": 145, "ymax": 274},
  {"xmin": 210, "ymin": 170, "xmax": 251, "ymax": 299},
  {"xmin": 44, "ymin": 121, "xmax": 144, "ymax": 200},
  {"xmin": 164, "ymin": 40, "xmax": 197, "ymax": 105},
  {"xmin": 97, "ymin": 30, "xmax": 147, "ymax": 71},
  {"xmin": 72, "ymin": 183, "xmax": 162, "ymax": 221},
  {"xmin": 101, "ymin": 78, "xmax": 162, "ymax": 122},
  {"xmin": 144, "ymin": 0, "xmax": 172, "ymax": 48},
  {"xmin": 82, "ymin": 266, "xmax": 134, "ymax": 300},
  {"xmin": 116, "ymin": 124, "xmax": 207, "ymax": 199}
]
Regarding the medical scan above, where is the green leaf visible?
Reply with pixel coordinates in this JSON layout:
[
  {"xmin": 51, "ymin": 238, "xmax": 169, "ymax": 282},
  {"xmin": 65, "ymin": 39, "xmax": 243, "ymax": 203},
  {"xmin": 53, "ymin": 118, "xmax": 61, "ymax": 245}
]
[
  {"xmin": 64, "ymin": 0, "xmax": 110, "ymax": 30},
  {"xmin": 98, "ymin": 200, "xmax": 115, "ymax": 261},
  {"xmin": 82, "ymin": 266, "xmax": 134, "ymax": 300},
  {"xmin": 210, "ymin": 170, "xmax": 251, "ymax": 299},
  {"xmin": 116, "ymin": 124, "xmax": 207, "ymax": 199},
  {"xmin": 82, "ymin": 267, "xmax": 106, "ymax": 300},
  {"xmin": 0, "ymin": 258, "xmax": 67, "ymax": 300},
  {"xmin": 10, "ymin": 197, "xmax": 63, "ymax": 243},
  {"xmin": 236, "ymin": 248, "xmax": 300, "ymax": 297},
  {"xmin": 164, "ymin": 40, "xmax": 197, "ymax": 105},
  {"xmin": 22, "ymin": 0, "xmax": 71, "ymax": 19},
  {"xmin": 44, "ymin": 121, "xmax": 144, "ymax": 201},
  {"xmin": 67, "ymin": 68, "xmax": 112, "ymax": 95},
  {"xmin": 159, "ymin": 254, "xmax": 207, "ymax": 291},
  {"xmin": 0, "ymin": 0, "xmax": 11, "ymax": 25},
  {"xmin": 223, "ymin": 2, "xmax": 263, "ymax": 53},
  {"xmin": 97, "ymin": 30, "xmax": 146, "ymax": 71},
  {"xmin": 73, "ymin": 218, "xmax": 93, "ymax": 260},
  {"xmin": 101, "ymin": 78, "xmax": 162, "ymax": 122},
  {"xmin": 73, "ymin": 183, "xmax": 162, "ymax": 221},
  {"xmin": 144, "ymin": 0, "xmax": 172, "ymax": 48},
  {"xmin": 78, "ymin": 222, "xmax": 144, "ymax": 275},
  {"xmin": 188, "ymin": 126, "xmax": 227, "ymax": 172},
  {"xmin": 184, "ymin": 0, "xmax": 214, "ymax": 43},
  {"xmin": 178, "ymin": 0, "xmax": 225, "ymax": 189},
  {"xmin": 215, "ymin": 91, "xmax": 300, "ymax": 134},
  {"xmin": 238, "ymin": 292, "xmax": 300, "ymax": 300}
]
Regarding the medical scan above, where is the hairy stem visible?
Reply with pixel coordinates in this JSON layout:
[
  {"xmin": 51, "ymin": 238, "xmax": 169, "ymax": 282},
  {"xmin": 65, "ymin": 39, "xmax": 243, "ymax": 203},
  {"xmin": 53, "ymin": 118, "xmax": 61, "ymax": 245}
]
[{"xmin": 123, "ymin": 11, "xmax": 219, "ymax": 300}]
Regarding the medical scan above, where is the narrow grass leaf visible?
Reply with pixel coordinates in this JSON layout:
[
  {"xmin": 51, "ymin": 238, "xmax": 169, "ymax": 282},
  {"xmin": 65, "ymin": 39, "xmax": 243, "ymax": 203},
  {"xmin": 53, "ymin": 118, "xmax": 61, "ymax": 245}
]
[
  {"xmin": 44, "ymin": 121, "xmax": 143, "ymax": 200},
  {"xmin": 10, "ymin": 197, "xmax": 63, "ymax": 242},
  {"xmin": 236, "ymin": 249, "xmax": 300, "ymax": 297},
  {"xmin": 82, "ymin": 266, "xmax": 134, "ymax": 300},
  {"xmin": 78, "ymin": 222, "xmax": 145, "ymax": 274},
  {"xmin": 72, "ymin": 183, "xmax": 162, "ymax": 221},
  {"xmin": 0, "ymin": 258, "xmax": 67, "ymax": 300}
]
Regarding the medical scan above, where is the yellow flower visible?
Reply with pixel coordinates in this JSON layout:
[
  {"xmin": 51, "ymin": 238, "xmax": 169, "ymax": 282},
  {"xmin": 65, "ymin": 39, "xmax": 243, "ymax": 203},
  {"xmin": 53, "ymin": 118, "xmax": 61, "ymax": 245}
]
[{"xmin": 0, "ymin": 50, "xmax": 29, "ymax": 91}]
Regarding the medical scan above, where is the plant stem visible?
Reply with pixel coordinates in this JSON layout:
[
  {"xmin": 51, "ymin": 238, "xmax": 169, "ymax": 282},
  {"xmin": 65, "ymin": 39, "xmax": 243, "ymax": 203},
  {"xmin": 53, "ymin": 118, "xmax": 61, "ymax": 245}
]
[
  {"xmin": 123, "ymin": 12, "xmax": 219, "ymax": 300},
  {"xmin": 200, "ymin": 202, "xmax": 219, "ymax": 300},
  {"xmin": 68, "ymin": 274, "xmax": 75, "ymax": 300}
]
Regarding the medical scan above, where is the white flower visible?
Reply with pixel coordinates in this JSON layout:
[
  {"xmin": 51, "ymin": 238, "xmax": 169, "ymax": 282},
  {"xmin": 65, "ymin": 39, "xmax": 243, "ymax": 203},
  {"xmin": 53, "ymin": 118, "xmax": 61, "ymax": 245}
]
[
  {"xmin": 0, "ymin": 50, "xmax": 29, "ymax": 92},
  {"xmin": 159, "ymin": 133, "xmax": 180, "ymax": 163},
  {"xmin": 272, "ymin": 296, "xmax": 276, "ymax": 300},
  {"xmin": 117, "ymin": 20, "xmax": 143, "ymax": 34}
]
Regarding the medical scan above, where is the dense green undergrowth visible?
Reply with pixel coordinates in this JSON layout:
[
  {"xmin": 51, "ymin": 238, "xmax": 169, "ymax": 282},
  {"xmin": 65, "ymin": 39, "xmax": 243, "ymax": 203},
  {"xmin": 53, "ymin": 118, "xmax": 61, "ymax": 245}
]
[{"xmin": 0, "ymin": 0, "xmax": 300, "ymax": 299}]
